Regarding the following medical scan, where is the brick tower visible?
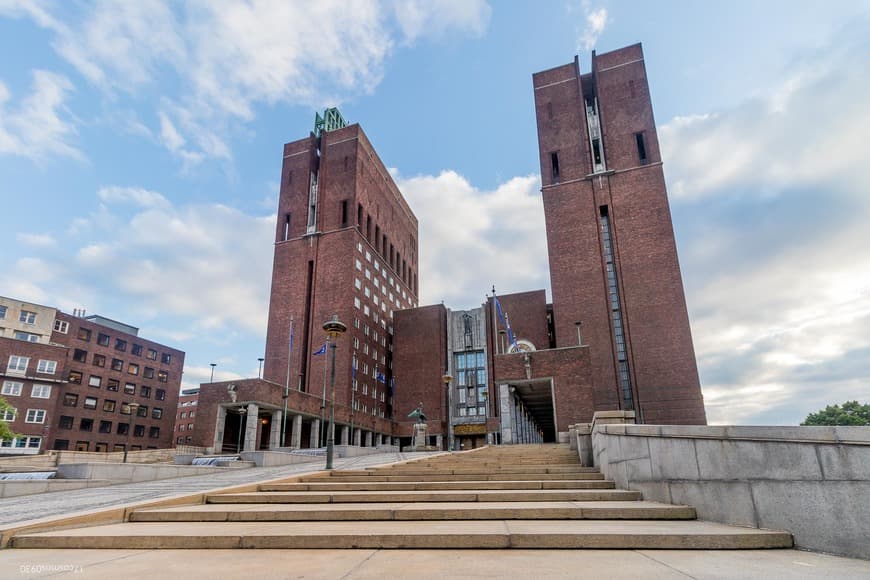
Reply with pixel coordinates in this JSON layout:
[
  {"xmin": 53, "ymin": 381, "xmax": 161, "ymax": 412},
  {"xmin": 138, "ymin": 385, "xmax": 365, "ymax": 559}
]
[
  {"xmin": 532, "ymin": 44, "xmax": 706, "ymax": 424},
  {"xmin": 263, "ymin": 109, "xmax": 419, "ymax": 422}
]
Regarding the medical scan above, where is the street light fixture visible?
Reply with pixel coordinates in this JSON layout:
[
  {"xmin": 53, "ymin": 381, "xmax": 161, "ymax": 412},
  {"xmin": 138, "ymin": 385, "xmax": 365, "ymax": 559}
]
[
  {"xmin": 322, "ymin": 314, "xmax": 347, "ymax": 470},
  {"xmin": 209, "ymin": 363, "xmax": 217, "ymax": 383},
  {"xmin": 257, "ymin": 357, "xmax": 264, "ymax": 379},
  {"xmin": 123, "ymin": 402, "xmax": 140, "ymax": 463}
]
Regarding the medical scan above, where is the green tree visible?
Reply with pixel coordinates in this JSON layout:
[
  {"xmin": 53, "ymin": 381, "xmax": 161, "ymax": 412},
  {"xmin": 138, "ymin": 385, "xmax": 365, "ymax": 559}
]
[
  {"xmin": 802, "ymin": 401, "xmax": 870, "ymax": 426},
  {"xmin": 0, "ymin": 397, "xmax": 18, "ymax": 441}
]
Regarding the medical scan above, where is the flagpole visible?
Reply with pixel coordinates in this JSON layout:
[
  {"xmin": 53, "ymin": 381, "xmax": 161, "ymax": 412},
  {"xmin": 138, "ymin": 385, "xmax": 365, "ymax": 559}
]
[
  {"xmin": 282, "ymin": 316, "xmax": 293, "ymax": 447},
  {"xmin": 319, "ymin": 336, "xmax": 329, "ymax": 448},
  {"xmin": 351, "ymin": 355, "xmax": 356, "ymax": 446}
]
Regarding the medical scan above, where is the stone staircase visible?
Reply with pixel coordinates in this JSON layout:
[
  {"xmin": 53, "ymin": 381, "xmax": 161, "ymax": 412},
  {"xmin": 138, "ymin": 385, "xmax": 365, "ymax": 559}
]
[{"xmin": 10, "ymin": 445, "xmax": 792, "ymax": 549}]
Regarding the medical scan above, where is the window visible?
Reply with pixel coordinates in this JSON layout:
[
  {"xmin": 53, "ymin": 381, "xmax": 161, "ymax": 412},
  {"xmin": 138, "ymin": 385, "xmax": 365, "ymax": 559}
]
[
  {"xmin": 127, "ymin": 363, "xmax": 139, "ymax": 376},
  {"xmin": 107, "ymin": 379, "xmax": 119, "ymax": 392},
  {"xmin": 63, "ymin": 393, "xmax": 78, "ymax": 407},
  {"xmin": 134, "ymin": 425, "xmax": 145, "ymax": 437},
  {"xmin": 157, "ymin": 371, "xmax": 168, "ymax": 383},
  {"xmin": 19, "ymin": 310, "xmax": 37, "ymax": 324},
  {"xmin": 140, "ymin": 385, "xmax": 151, "ymax": 398},
  {"xmin": 7, "ymin": 356, "xmax": 29, "ymax": 374},
  {"xmin": 146, "ymin": 348, "xmax": 158, "ymax": 361},
  {"xmin": 54, "ymin": 439, "xmax": 69, "ymax": 450},
  {"xmin": 68, "ymin": 370, "xmax": 82, "ymax": 384},
  {"xmin": 117, "ymin": 423, "xmax": 129, "ymax": 435},
  {"xmin": 179, "ymin": 424, "xmax": 185, "ymax": 432},
  {"xmin": 124, "ymin": 383, "xmax": 136, "ymax": 394},
  {"xmin": 550, "ymin": 152, "xmax": 560, "ymax": 181},
  {"xmin": 143, "ymin": 367, "xmax": 154, "ymax": 379},
  {"xmin": 177, "ymin": 436, "xmax": 184, "ymax": 444},
  {"xmin": 340, "ymin": 199, "xmax": 348, "ymax": 226},
  {"xmin": 0, "ymin": 305, "xmax": 5, "ymax": 319},
  {"xmin": 99, "ymin": 420, "xmax": 112, "ymax": 434},
  {"xmin": 161, "ymin": 353, "xmax": 171, "ymax": 364},
  {"xmin": 97, "ymin": 333, "xmax": 110, "ymax": 346},
  {"xmin": 79, "ymin": 418, "xmax": 93, "ymax": 431},
  {"xmin": 54, "ymin": 319, "xmax": 69, "ymax": 334},
  {"xmin": 136, "ymin": 405, "xmax": 148, "ymax": 418},
  {"xmin": 103, "ymin": 400, "xmax": 116, "ymax": 412},
  {"xmin": 635, "ymin": 132, "xmax": 647, "ymax": 163},
  {"xmin": 152, "ymin": 407, "xmax": 163, "ymax": 419},
  {"xmin": 31, "ymin": 384, "xmax": 51, "ymax": 399},
  {"xmin": 354, "ymin": 297, "xmax": 361, "ymax": 309},
  {"xmin": 149, "ymin": 426, "xmax": 160, "ymax": 439},
  {"xmin": 83, "ymin": 397, "xmax": 98, "ymax": 410},
  {"xmin": 25, "ymin": 409, "xmax": 46, "ymax": 423},
  {"xmin": 72, "ymin": 349, "xmax": 87, "ymax": 363},
  {"xmin": 120, "ymin": 403, "xmax": 132, "ymax": 415},
  {"xmin": 111, "ymin": 358, "xmax": 123, "ymax": 371},
  {"xmin": 88, "ymin": 375, "xmax": 102, "ymax": 388},
  {"xmin": 132, "ymin": 344, "xmax": 143, "ymax": 356},
  {"xmin": 0, "ymin": 408, "xmax": 15, "ymax": 421},
  {"xmin": 2, "ymin": 381, "xmax": 22, "ymax": 396},
  {"xmin": 77, "ymin": 327, "xmax": 91, "ymax": 341},
  {"xmin": 14, "ymin": 331, "xmax": 40, "ymax": 342},
  {"xmin": 92, "ymin": 354, "xmax": 106, "ymax": 368},
  {"xmin": 114, "ymin": 339, "xmax": 127, "ymax": 352},
  {"xmin": 58, "ymin": 416, "xmax": 73, "ymax": 429},
  {"xmin": 156, "ymin": 389, "xmax": 166, "ymax": 401}
]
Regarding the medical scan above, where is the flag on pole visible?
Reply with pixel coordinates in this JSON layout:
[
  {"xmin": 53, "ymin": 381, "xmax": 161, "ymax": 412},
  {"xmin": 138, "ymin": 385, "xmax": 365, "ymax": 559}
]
[
  {"xmin": 312, "ymin": 343, "xmax": 327, "ymax": 356},
  {"xmin": 376, "ymin": 370, "xmax": 386, "ymax": 384},
  {"xmin": 352, "ymin": 356, "xmax": 357, "ymax": 379},
  {"xmin": 493, "ymin": 295, "xmax": 519, "ymax": 351}
]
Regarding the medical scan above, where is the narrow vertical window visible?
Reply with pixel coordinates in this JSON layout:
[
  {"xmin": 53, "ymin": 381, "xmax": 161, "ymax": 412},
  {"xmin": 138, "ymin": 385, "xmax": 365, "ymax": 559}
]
[
  {"xmin": 591, "ymin": 140, "xmax": 602, "ymax": 166},
  {"xmin": 382, "ymin": 234, "xmax": 387, "ymax": 257},
  {"xmin": 600, "ymin": 205, "xmax": 633, "ymax": 411},
  {"xmin": 635, "ymin": 132, "xmax": 647, "ymax": 164},
  {"xmin": 357, "ymin": 203, "xmax": 363, "ymax": 226},
  {"xmin": 550, "ymin": 152, "xmax": 560, "ymax": 182},
  {"xmin": 340, "ymin": 200, "xmax": 348, "ymax": 227},
  {"xmin": 375, "ymin": 226, "xmax": 380, "ymax": 252},
  {"xmin": 283, "ymin": 213, "xmax": 291, "ymax": 241},
  {"xmin": 366, "ymin": 215, "xmax": 372, "ymax": 240}
]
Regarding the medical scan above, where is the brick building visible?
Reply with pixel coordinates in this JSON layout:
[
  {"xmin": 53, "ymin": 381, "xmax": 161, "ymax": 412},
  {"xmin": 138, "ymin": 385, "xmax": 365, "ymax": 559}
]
[
  {"xmin": 195, "ymin": 43, "xmax": 706, "ymax": 453},
  {"xmin": 174, "ymin": 387, "xmax": 199, "ymax": 446},
  {"xmin": 0, "ymin": 295, "xmax": 184, "ymax": 454}
]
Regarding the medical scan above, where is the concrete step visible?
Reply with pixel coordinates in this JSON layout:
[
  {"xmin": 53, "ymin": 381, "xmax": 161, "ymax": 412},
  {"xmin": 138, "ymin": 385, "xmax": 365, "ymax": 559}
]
[
  {"xmin": 371, "ymin": 466, "xmax": 593, "ymax": 474},
  {"xmin": 12, "ymin": 520, "xmax": 793, "ymax": 550},
  {"xmin": 299, "ymin": 472, "xmax": 604, "ymax": 482},
  {"xmin": 129, "ymin": 501, "xmax": 696, "ymax": 522},
  {"xmin": 205, "ymin": 489, "xmax": 642, "ymax": 504},
  {"xmin": 259, "ymin": 480, "xmax": 615, "ymax": 492}
]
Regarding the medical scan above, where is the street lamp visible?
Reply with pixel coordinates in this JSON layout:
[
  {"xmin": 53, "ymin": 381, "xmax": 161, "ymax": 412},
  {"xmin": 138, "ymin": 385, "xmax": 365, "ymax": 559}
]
[
  {"xmin": 442, "ymin": 374, "xmax": 453, "ymax": 451},
  {"xmin": 123, "ymin": 402, "xmax": 140, "ymax": 463},
  {"xmin": 237, "ymin": 407, "xmax": 247, "ymax": 453},
  {"xmin": 257, "ymin": 357, "xmax": 264, "ymax": 379},
  {"xmin": 323, "ymin": 314, "xmax": 347, "ymax": 470},
  {"xmin": 209, "ymin": 363, "xmax": 217, "ymax": 383}
]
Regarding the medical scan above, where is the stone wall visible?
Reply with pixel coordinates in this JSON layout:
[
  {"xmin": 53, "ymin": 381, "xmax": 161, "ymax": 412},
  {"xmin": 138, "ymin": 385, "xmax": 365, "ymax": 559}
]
[{"xmin": 591, "ymin": 423, "xmax": 870, "ymax": 559}]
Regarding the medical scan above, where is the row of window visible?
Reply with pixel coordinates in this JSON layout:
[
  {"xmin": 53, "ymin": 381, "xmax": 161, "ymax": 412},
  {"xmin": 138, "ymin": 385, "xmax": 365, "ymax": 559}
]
[
  {"xmin": 62, "ymin": 393, "xmax": 163, "ymax": 418},
  {"xmin": 357, "ymin": 204, "xmax": 418, "ymax": 294},
  {"xmin": 71, "ymin": 350, "xmax": 169, "ymax": 380},
  {"xmin": 0, "ymin": 436, "xmax": 41, "ymax": 449},
  {"xmin": 76, "ymin": 327, "xmax": 172, "ymax": 364},
  {"xmin": 52, "ymin": 440, "xmax": 152, "ymax": 452},
  {"xmin": 69, "ymin": 372, "xmax": 168, "ymax": 396},
  {"xmin": 58, "ymin": 415, "xmax": 160, "ymax": 437},
  {"xmin": 5, "ymin": 356, "xmax": 56, "ymax": 375},
  {"xmin": 0, "ymin": 408, "xmax": 45, "ymax": 423},
  {"xmin": 1, "ymin": 381, "xmax": 51, "ymax": 398}
]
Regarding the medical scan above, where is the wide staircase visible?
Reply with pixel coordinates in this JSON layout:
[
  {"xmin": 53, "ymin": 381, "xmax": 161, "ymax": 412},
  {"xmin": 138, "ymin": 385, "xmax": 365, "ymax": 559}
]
[{"xmin": 10, "ymin": 445, "xmax": 792, "ymax": 549}]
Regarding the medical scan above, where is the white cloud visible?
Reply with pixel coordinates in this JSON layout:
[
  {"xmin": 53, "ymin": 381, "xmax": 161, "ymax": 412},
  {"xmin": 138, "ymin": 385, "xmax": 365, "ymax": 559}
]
[
  {"xmin": 664, "ymin": 28, "xmax": 870, "ymax": 424},
  {"xmin": 3, "ymin": 1, "xmax": 491, "ymax": 165},
  {"xmin": 398, "ymin": 171, "xmax": 548, "ymax": 309},
  {"xmin": 575, "ymin": 1, "xmax": 608, "ymax": 52},
  {"xmin": 16, "ymin": 233, "xmax": 56, "ymax": 247},
  {"xmin": 0, "ymin": 70, "xmax": 80, "ymax": 161},
  {"xmin": 392, "ymin": 0, "xmax": 491, "ymax": 43},
  {"xmin": 97, "ymin": 185, "xmax": 171, "ymax": 209}
]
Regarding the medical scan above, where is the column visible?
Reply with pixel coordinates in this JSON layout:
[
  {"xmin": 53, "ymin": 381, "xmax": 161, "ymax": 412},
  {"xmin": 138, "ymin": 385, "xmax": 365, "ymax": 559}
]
[
  {"xmin": 310, "ymin": 419, "xmax": 321, "ymax": 449},
  {"xmin": 243, "ymin": 403, "xmax": 259, "ymax": 452},
  {"xmin": 213, "ymin": 405, "xmax": 227, "ymax": 452},
  {"xmin": 435, "ymin": 434, "xmax": 443, "ymax": 449},
  {"xmin": 354, "ymin": 428, "xmax": 362, "ymax": 446},
  {"xmin": 269, "ymin": 410, "xmax": 282, "ymax": 450},
  {"xmin": 365, "ymin": 431, "xmax": 373, "ymax": 447},
  {"xmin": 341, "ymin": 425, "xmax": 349, "ymax": 445},
  {"xmin": 290, "ymin": 413, "xmax": 302, "ymax": 448}
]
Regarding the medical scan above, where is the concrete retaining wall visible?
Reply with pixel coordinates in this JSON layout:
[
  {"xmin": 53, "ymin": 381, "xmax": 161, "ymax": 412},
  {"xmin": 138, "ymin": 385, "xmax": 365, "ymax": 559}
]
[
  {"xmin": 56, "ymin": 463, "xmax": 226, "ymax": 483},
  {"xmin": 591, "ymin": 424, "xmax": 870, "ymax": 559},
  {"xmin": 0, "ymin": 479, "xmax": 113, "ymax": 498}
]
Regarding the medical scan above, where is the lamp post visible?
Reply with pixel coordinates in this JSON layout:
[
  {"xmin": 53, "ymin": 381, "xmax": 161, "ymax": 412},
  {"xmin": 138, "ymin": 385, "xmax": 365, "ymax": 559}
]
[
  {"xmin": 323, "ymin": 314, "xmax": 347, "ymax": 470},
  {"xmin": 237, "ymin": 407, "xmax": 247, "ymax": 453},
  {"xmin": 123, "ymin": 402, "xmax": 140, "ymax": 463},
  {"xmin": 209, "ymin": 363, "xmax": 217, "ymax": 383},
  {"xmin": 442, "ymin": 374, "xmax": 453, "ymax": 451},
  {"xmin": 257, "ymin": 357, "xmax": 264, "ymax": 379}
]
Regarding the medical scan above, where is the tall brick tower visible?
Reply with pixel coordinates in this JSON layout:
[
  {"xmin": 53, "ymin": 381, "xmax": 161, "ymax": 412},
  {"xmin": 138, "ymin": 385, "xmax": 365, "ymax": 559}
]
[
  {"xmin": 532, "ymin": 44, "xmax": 706, "ymax": 424},
  {"xmin": 263, "ymin": 109, "xmax": 419, "ymax": 422}
]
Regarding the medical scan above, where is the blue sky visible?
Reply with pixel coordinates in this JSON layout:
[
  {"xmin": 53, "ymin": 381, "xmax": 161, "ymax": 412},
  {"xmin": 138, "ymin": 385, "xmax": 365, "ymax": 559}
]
[{"xmin": 1, "ymin": 0, "xmax": 868, "ymax": 425}]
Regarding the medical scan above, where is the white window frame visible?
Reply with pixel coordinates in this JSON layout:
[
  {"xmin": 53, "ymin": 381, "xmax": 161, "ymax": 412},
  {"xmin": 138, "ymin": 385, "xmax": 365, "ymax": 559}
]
[
  {"xmin": 88, "ymin": 376, "xmax": 102, "ymax": 388},
  {"xmin": 7, "ymin": 356, "xmax": 29, "ymax": 375},
  {"xmin": 0, "ymin": 408, "xmax": 15, "ymax": 421},
  {"xmin": 2, "ymin": 381, "xmax": 23, "ymax": 396},
  {"xmin": 36, "ymin": 359, "xmax": 57, "ymax": 374},
  {"xmin": 19, "ymin": 310, "xmax": 36, "ymax": 325},
  {"xmin": 31, "ymin": 384, "xmax": 52, "ymax": 399},
  {"xmin": 54, "ymin": 320, "xmax": 69, "ymax": 334},
  {"xmin": 13, "ymin": 331, "xmax": 40, "ymax": 343},
  {"xmin": 25, "ymin": 409, "xmax": 46, "ymax": 424},
  {"xmin": 0, "ymin": 305, "xmax": 6, "ymax": 319}
]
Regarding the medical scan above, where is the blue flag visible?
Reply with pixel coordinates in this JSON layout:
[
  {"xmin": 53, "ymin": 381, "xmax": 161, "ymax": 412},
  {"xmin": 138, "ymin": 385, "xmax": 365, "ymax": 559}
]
[
  {"xmin": 494, "ymin": 295, "xmax": 519, "ymax": 351},
  {"xmin": 376, "ymin": 371, "xmax": 386, "ymax": 384},
  {"xmin": 312, "ymin": 343, "xmax": 327, "ymax": 356}
]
